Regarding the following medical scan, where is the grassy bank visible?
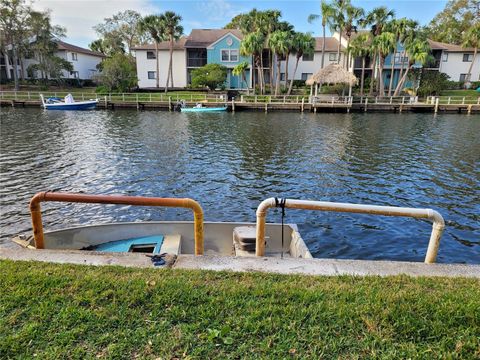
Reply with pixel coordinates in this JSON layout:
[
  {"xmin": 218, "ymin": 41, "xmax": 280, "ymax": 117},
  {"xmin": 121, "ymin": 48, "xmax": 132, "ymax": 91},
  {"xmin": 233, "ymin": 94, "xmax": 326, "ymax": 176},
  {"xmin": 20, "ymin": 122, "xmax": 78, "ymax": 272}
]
[{"xmin": 1, "ymin": 260, "xmax": 479, "ymax": 359}]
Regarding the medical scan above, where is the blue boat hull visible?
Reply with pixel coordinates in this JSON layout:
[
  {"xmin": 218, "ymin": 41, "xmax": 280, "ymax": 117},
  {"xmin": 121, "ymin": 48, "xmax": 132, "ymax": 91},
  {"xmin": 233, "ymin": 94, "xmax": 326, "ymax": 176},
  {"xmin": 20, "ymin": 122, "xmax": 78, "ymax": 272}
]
[
  {"xmin": 180, "ymin": 107, "xmax": 227, "ymax": 112},
  {"xmin": 44, "ymin": 101, "xmax": 98, "ymax": 110}
]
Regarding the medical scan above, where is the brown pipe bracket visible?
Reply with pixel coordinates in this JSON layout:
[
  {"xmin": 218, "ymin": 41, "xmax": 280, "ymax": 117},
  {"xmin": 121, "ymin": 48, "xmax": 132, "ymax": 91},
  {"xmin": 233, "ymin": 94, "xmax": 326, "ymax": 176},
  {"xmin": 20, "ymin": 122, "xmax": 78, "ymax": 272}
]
[{"xmin": 29, "ymin": 192, "xmax": 204, "ymax": 254}]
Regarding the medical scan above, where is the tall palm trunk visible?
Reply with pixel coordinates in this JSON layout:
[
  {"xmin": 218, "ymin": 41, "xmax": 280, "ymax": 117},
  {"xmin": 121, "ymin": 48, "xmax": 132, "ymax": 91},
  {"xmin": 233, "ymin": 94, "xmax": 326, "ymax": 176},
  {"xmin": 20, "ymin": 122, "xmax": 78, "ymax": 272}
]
[
  {"xmin": 165, "ymin": 36, "xmax": 173, "ymax": 93},
  {"xmin": 360, "ymin": 56, "xmax": 365, "ymax": 96},
  {"xmin": 275, "ymin": 54, "xmax": 281, "ymax": 95},
  {"xmin": 287, "ymin": 54, "xmax": 301, "ymax": 95},
  {"xmin": 378, "ymin": 56, "xmax": 385, "ymax": 96},
  {"xmin": 259, "ymin": 52, "xmax": 265, "ymax": 94},
  {"xmin": 387, "ymin": 43, "xmax": 397, "ymax": 96},
  {"xmin": 12, "ymin": 42, "xmax": 19, "ymax": 91},
  {"xmin": 269, "ymin": 50, "xmax": 274, "ymax": 92},
  {"xmin": 321, "ymin": 22, "xmax": 326, "ymax": 68},
  {"xmin": 394, "ymin": 64, "xmax": 411, "ymax": 96},
  {"xmin": 396, "ymin": 50, "xmax": 406, "ymax": 94},
  {"xmin": 284, "ymin": 51, "xmax": 289, "ymax": 89},
  {"xmin": 465, "ymin": 47, "xmax": 478, "ymax": 85},
  {"xmin": 155, "ymin": 42, "xmax": 160, "ymax": 88},
  {"xmin": 345, "ymin": 37, "xmax": 350, "ymax": 70},
  {"xmin": 369, "ymin": 51, "xmax": 377, "ymax": 96}
]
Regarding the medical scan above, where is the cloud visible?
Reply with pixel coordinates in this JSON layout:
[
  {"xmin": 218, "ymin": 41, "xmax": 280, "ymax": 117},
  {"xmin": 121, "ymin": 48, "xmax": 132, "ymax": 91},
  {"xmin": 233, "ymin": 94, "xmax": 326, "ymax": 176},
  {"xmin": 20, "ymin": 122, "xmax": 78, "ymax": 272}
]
[
  {"xmin": 32, "ymin": 0, "xmax": 159, "ymax": 44},
  {"xmin": 195, "ymin": 0, "xmax": 245, "ymax": 23}
]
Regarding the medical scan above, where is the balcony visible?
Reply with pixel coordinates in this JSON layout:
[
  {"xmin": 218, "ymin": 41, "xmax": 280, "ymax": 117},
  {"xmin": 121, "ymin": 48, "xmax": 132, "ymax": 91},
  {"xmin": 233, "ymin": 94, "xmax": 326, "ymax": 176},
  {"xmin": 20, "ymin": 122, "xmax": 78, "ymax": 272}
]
[{"xmin": 187, "ymin": 49, "xmax": 207, "ymax": 68}]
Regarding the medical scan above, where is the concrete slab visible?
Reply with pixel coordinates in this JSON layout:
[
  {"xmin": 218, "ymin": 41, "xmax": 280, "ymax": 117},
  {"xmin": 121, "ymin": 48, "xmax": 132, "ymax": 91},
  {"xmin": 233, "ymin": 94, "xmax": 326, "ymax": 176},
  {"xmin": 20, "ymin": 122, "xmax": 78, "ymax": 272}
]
[
  {"xmin": 173, "ymin": 255, "xmax": 480, "ymax": 278},
  {"xmin": 0, "ymin": 248, "xmax": 175, "ymax": 268}
]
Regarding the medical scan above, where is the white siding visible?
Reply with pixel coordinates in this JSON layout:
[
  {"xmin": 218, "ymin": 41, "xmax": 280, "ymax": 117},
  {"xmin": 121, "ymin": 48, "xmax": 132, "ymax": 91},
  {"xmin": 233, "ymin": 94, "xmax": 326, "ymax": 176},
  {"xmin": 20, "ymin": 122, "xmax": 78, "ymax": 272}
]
[
  {"xmin": 439, "ymin": 52, "xmax": 480, "ymax": 82},
  {"xmin": 65, "ymin": 51, "xmax": 103, "ymax": 79},
  {"xmin": 136, "ymin": 49, "xmax": 187, "ymax": 88},
  {"xmin": 279, "ymin": 51, "xmax": 341, "ymax": 82}
]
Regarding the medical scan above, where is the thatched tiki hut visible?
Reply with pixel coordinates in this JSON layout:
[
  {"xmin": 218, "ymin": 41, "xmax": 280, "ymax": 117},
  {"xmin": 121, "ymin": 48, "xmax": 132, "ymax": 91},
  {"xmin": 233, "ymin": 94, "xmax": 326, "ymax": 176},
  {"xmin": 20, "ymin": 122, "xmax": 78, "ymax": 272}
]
[{"xmin": 306, "ymin": 64, "xmax": 358, "ymax": 97}]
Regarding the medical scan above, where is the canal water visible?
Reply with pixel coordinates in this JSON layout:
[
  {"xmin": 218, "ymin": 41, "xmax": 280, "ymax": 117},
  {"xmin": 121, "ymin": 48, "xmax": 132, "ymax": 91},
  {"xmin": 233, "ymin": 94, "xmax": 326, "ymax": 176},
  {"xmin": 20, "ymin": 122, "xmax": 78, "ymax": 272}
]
[{"xmin": 1, "ymin": 108, "xmax": 479, "ymax": 263}]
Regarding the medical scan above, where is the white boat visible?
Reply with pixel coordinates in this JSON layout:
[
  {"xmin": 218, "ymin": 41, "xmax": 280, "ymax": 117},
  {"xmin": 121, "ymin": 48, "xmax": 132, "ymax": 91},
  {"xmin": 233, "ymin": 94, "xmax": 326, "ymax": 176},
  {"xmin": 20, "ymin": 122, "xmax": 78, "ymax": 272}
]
[
  {"xmin": 11, "ymin": 192, "xmax": 445, "ymax": 268},
  {"xmin": 40, "ymin": 94, "xmax": 98, "ymax": 110}
]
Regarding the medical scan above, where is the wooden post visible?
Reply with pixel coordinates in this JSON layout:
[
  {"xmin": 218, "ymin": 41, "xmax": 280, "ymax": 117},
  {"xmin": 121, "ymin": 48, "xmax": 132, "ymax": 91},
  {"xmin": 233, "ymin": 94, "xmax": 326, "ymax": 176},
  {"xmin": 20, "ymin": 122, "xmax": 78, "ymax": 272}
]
[
  {"xmin": 301, "ymin": 97, "xmax": 304, "ymax": 112},
  {"xmin": 283, "ymin": 96, "xmax": 286, "ymax": 104},
  {"xmin": 136, "ymin": 94, "xmax": 139, "ymax": 110},
  {"xmin": 467, "ymin": 104, "xmax": 472, "ymax": 115},
  {"xmin": 241, "ymin": 95, "xmax": 244, "ymax": 103},
  {"xmin": 434, "ymin": 97, "xmax": 439, "ymax": 113},
  {"xmin": 448, "ymin": 97, "xmax": 451, "ymax": 105},
  {"xmin": 375, "ymin": 96, "xmax": 378, "ymax": 104},
  {"xmin": 28, "ymin": 92, "xmax": 30, "ymax": 100},
  {"xmin": 364, "ymin": 97, "xmax": 368, "ymax": 112},
  {"xmin": 399, "ymin": 104, "xmax": 403, "ymax": 113},
  {"xmin": 231, "ymin": 99, "xmax": 235, "ymax": 112},
  {"xmin": 122, "ymin": 93, "xmax": 125, "ymax": 102},
  {"xmin": 265, "ymin": 102, "xmax": 268, "ymax": 113},
  {"xmin": 462, "ymin": 97, "xmax": 465, "ymax": 105},
  {"xmin": 168, "ymin": 96, "xmax": 172, "ymax": 111},
  {"xmin": 255, "ymin": 95, "xmax": 257, "ymax": 103},
  {"xmin": 389, "ymin": 96, "xmax": 392, "ymax": 104}
]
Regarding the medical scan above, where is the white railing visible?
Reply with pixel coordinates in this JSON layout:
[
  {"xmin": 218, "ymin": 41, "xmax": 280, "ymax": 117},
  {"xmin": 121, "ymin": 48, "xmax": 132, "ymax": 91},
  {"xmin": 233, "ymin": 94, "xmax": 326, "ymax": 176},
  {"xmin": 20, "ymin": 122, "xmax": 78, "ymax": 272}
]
[{"xmin": 427, "ymin": 96, "xmax": 480, "ymax": 105}]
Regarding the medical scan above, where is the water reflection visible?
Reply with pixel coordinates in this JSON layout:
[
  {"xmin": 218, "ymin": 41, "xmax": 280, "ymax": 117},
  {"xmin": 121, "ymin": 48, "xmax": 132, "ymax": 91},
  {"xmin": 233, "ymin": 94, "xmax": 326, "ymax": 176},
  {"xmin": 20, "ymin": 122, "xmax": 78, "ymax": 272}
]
[{"xmin": 0, "ymin": 108, "xmax": 478, "ymax": 263}]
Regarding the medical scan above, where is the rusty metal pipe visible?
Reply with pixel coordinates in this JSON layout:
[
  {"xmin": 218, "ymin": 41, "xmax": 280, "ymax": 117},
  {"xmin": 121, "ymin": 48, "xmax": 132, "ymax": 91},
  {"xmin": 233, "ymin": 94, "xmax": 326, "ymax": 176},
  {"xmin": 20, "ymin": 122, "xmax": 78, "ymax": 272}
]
[
  {"xmin": 256, "ymin": 198, "xmax": 445, "ymax": 263},
  {"xmin": 29, "ymin": 192, "xmax": 204, "ymax": 255}
]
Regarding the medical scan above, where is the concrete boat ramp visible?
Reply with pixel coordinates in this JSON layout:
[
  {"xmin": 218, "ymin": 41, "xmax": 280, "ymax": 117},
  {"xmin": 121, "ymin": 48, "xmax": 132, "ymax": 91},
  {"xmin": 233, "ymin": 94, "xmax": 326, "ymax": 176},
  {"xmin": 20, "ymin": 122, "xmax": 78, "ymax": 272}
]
[{"xmin": 1, "ymin": 247, "xmax": 479, "ymax": 278}]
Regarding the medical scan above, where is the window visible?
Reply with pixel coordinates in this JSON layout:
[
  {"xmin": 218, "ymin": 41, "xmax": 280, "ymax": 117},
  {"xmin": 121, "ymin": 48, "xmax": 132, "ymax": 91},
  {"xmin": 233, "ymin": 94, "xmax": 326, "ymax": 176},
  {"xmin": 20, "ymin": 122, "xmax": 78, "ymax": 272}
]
[
  {"xmin": 71, "ymin": 53, "xmax": 77, "ymax": 61},
  {"xmin": 148, "ymin": 71, "xmax": 156, "ymax": 79},
  {"xmin": 442, "ymin": 52, "xmax": 448, "ymax": 62},
  {"xmin": 280, "ymin": 73, "xmax": 285, "ymax": 81},
  {"xmin": 394, "ymin": 52, "xmax": 408, "ymax": 63},
  {"xmin": 302, "ymin": 53, "xmax": 314, "ymax": 61},
  {"xmin": 221, "ymin": 49, "xmax": 239, "ymax": 62},
  {"xmin": 70, "ymin": 71, "xmax": 79, "ymax": 78},
  {"xmin": 459, "ymin": 74, "xmax": 469, "ymax": 82},
  {"xmin": 147, "ymin": 51, "xmax": 156, "ymax": 59},
  {"xmin": 301, "ymin": 73, "xmax": 312, "ymax": 81},
  {"xmin": 329, "ymin": 53, "xmax": 338, "ymax": 61},
  {"xmin": 463, "ymin": 54, "xmax": 473, "ymax": 62}
]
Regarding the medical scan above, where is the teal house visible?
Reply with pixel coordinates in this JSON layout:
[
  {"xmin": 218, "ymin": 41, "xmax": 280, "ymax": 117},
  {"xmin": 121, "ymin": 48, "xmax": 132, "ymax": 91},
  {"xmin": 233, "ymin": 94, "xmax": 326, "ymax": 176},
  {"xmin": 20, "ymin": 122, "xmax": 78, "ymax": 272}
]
[{"xmin": 206, "ymin": 32, "xmax": 251, "ymax": 89}]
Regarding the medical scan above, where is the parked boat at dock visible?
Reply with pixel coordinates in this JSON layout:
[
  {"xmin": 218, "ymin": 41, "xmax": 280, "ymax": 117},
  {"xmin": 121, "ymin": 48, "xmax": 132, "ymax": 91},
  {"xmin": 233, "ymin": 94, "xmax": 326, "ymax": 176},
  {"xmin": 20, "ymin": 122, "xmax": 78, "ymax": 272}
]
[
  {"xmin": 40, "ymin": 94, "xmax": 98, "ymax": 110},
  {"xmin": 180, "ymin": 106, "xmax": 227, "ymax": 112}
]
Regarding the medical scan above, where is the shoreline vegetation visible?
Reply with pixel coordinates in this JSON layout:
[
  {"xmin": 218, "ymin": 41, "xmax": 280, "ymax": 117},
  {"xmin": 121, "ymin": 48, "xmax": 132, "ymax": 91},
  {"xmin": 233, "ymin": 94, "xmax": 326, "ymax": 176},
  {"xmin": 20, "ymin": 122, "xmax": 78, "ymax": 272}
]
[{"xmin": 1, "ymin": 260, "xmax": 479, "ymax": 358}]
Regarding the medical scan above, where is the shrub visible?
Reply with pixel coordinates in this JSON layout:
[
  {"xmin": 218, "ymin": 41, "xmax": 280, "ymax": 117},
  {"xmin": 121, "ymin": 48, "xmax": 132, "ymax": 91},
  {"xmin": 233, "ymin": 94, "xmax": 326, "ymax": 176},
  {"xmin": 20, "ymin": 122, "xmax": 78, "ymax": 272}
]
[
  {"xmin": 191, "ymin": 64, "xmax": 227, "ymax": 90},
  {"xmin": 417, "ymin": 70, "xmax": 450, "ymax": 96}
]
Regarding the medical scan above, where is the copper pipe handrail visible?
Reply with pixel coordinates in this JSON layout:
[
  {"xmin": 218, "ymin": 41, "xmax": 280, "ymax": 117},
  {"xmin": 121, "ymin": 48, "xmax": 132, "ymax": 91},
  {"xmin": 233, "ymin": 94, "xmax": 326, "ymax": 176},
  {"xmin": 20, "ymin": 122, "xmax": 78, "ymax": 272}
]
[
  {"xmin": 255, "ymin": 198, "xmax": 445, "ymax": 263},
  {"xmin": 29, "ymin": 192, "xmax": 204, "ymax": 255}
]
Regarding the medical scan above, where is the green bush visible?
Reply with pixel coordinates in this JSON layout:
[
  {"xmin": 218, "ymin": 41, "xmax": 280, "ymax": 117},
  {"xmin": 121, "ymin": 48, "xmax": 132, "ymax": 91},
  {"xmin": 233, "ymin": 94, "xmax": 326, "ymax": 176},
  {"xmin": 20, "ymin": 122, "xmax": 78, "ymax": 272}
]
[
  {"xmin": 191, "ymin": 64, "xmax": 227, "ymax": 90},
  {"xmin": 417, "ymin": 70, "xmax": 450, "ymax": 96}
]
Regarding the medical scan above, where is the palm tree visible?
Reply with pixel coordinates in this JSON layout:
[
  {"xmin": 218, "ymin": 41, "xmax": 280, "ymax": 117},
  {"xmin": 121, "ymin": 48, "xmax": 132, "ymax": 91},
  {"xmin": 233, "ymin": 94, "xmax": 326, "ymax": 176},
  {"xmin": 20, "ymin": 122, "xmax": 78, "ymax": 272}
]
[
  {"xmin": 362, "ymin": 6, "xmax": 395, "ymax": 94},
  {"xmin": 241, "ymin": 31, "xmax": 265, "ymax": 94},
  {"xmin": 373, "ymin": 31, "xmax": 396, "ymax": 96},
  {"xmin": 233, "ymin": 61, "xmax": 250, "ymax": 94},
  {"xmin": 393, "ymin": 39, "xmax": 430, "ymax": 96},
  {"xmin": 343, "ymin": 4, "xmax": 364, "ymax": 69},
  {"xmin": 268, "ymin": 30, "xmax": 290, "ymax": 95},
  {"xmin": 308, "ymin": 0, "xmax": 336, "ymax": 69},
  {"xmin": 462, "ymin": 23, "xmax": 479, "ymax": 87},
  {"xmin": 348, "ymin": 33, "xmax": 371, "ymax": 95},
  {"xmin": 394, "ymin": 23, "xmax": 417, "ymax": 96},
  {"xmin": 387, "ymin": 18, "xmax": 411, "ymax": 96},
  {"xmin": 331, "ymin": 0, "xmax": 348, "ymax": 65},
  {"xmin": 160, "ymin": 11, "xmax": 183, "ymax": 93},
  {"xmin": 287, "ymin": 33, "xmax": 315, "ymax": 95},
  {"xmin": 139, "ymin": 15, "xmax": 164, "ymax": 89}
]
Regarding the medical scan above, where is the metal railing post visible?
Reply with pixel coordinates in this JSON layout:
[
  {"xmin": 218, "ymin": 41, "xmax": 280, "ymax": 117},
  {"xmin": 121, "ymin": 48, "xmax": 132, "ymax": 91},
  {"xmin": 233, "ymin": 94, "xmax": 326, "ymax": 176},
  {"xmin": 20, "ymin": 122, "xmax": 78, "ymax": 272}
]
[{"xmin": 255, "ymin": 198, "xmax": 444, "ymax": 263}]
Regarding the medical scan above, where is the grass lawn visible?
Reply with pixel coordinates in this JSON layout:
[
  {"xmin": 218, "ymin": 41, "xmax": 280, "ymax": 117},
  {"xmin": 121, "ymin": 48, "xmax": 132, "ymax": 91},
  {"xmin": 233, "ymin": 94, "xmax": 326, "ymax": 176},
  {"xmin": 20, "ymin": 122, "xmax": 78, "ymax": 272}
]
[
  {"xmin": 440, "ymin": 89, "xmax": 480, "ymax": 97},
  {"xmin": 1, "ymin": 260, "xmax": 479, "ymax": 359}
]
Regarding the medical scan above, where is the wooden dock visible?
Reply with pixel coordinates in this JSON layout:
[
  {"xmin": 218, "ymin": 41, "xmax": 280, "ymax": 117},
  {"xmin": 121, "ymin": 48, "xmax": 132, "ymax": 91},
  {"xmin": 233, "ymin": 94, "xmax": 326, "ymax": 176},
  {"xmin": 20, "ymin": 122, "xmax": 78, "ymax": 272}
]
[{"xmin": 1, "ymin": 92, "xmax": 479, "ymax": 114}]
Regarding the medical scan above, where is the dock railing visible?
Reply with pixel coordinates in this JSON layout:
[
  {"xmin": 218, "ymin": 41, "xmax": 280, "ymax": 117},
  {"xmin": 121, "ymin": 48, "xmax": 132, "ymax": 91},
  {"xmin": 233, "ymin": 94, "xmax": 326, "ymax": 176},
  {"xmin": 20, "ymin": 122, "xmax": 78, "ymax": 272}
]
[{"xmin": 255, "ymin": 198, "xmax": 445, "ymax": 264}]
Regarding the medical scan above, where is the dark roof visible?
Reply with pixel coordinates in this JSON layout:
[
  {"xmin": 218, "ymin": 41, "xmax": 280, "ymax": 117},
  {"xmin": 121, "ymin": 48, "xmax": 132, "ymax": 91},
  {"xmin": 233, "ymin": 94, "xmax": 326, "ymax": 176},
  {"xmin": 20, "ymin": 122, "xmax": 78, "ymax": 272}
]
[
  {"xmin": 185, "ymin": 29, "xmax": 243, "ymax": 48},
  {"xmin": 55, "ymin": 40, "xmax": 106, "ymax": 57},
  {"xmin": 133, "ymin": 37, "xmax": 187, "ymax": 51},
  {"xmin": 427, "ymin": 39, "xmax": 474, "ymax": 52},
  {"xmin": 314, "ymin": 37, "xmax": 344, "ymax": 51}
]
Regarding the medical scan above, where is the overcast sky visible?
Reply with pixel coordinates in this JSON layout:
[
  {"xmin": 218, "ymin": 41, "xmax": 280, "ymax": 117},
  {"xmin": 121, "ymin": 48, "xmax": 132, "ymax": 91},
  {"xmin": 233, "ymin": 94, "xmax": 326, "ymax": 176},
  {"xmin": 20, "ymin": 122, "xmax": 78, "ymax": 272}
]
[{"xmin": 32, "ymin": 0, "xmax": 448, "ymax": 49}]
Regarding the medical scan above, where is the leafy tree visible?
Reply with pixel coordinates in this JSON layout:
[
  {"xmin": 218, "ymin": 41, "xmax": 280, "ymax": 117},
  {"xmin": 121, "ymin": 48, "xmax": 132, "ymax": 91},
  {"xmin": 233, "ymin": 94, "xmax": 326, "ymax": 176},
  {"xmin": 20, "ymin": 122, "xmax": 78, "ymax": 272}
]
[
  {"xmin": 287, "ymin": 32, "xmax": 315, "ymax": 95},
  {"xmin": 27, "ymin": 55, "xmax": 73, "ymax": 82},
  {"xmin": 426, "ymin": 0, "xmax": 480, "ymax": 44},
  {"xmin": 93, "ymin": 10, "xmax": 148, "ymax": 55},
  {"xmin": 462, "ymin": 23, "xmax": 479, "ymax": 86},
  {"xmin": 191, "ymin": 63, "xmax": 227, "ymax": 90},
  {"xmin": 160, "ymin": 11, "xmax": 183, "ymax": 92},
  {"xmin": 96, "ymin": 53, "xmax": 137, "ymax": 92},
  {"xmin": 0, "ymin": 0, "xmax": 30, "ymax": 89},
  {"xmin": 308, "ymin": 0, "xmax": 336, "ymax": 69},
  {"xmin": 89, "ymin": 35, "xmax": 125, "ymax": 57},
  {"xmin": 224, "ymin": 14, "xmax": 244, "ymax": 29},
  {"xmin": 348, "ymin": 33, "xmax": 372, "ymax": 95},
  {"xmin": 417, "ymin": 70, "xmax": 450, "ymax": 96},
  {"xmin": 232, "ymin": 61, "xmax": 250, "ymax": 94},
  {"xmin": 139, "ymin": 15, "xmax": 165, "ymax": 89},
  {"xmin": 268, "ymin": 30, "xmax": 291, "ymax": 95}
]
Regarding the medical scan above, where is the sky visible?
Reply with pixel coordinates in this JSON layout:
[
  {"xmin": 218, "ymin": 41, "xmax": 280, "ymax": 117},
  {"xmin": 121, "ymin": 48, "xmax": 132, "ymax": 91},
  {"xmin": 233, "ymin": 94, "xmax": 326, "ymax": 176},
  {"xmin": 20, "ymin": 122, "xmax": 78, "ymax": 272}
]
[{"xmin": 32, "ymin": 0, "xmax": 448, "ymax": 49}]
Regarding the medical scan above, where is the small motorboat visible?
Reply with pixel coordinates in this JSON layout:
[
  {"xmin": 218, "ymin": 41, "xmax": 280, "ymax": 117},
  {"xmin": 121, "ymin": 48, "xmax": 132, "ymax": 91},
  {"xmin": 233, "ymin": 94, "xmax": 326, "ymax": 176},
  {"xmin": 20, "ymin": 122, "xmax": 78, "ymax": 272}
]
[
  {"xmin": 40, "ymin": 94, "xmax": 98, "ymax": 110},
  {"xmin": 180, "ymin": 105, "xmax": 227, "ymax": 112}
]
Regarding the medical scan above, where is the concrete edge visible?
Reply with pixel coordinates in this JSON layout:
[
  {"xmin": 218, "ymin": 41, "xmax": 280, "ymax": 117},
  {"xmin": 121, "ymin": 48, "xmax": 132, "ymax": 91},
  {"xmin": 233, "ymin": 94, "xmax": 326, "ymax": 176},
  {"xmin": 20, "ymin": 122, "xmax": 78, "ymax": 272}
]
[
  {"xmin": 2, "ymin": 248, "xmax": 479, "ymax": 278},
  {"xmin": 173, "ymin": 255, "xmax": 480, "ymax": 278}
]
